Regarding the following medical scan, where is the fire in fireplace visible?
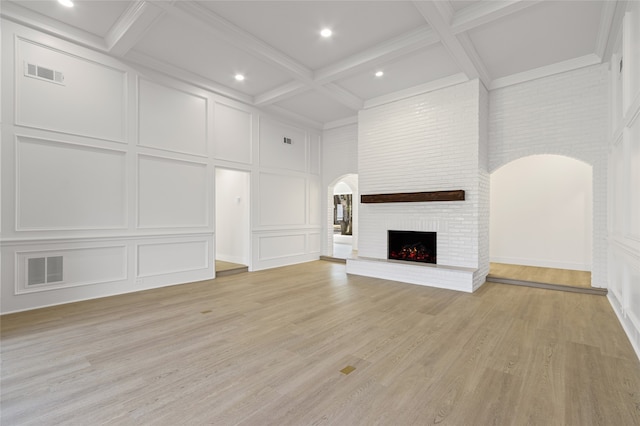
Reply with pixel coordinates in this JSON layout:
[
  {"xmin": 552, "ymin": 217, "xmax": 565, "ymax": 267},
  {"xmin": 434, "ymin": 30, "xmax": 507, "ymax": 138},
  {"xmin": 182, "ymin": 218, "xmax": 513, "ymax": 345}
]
[{"xmin": 388, "ymin": 230, "xmax": 436, "ymax": 264}]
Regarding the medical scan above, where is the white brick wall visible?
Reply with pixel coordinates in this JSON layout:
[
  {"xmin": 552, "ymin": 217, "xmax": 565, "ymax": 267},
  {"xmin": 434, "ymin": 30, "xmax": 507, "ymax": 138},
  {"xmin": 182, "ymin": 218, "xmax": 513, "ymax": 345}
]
[
  {"xmin": 353, "ymin": 80, "xmax": 488, "ymax": 291},
  {"xmin": 489, "ymin": 64, "xmax": 609, "ymax": 286}
]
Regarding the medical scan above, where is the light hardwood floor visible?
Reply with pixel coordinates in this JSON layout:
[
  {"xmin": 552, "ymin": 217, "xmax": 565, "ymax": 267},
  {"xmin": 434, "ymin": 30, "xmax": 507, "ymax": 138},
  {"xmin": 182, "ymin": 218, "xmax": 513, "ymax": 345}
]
[
  {"xmin": 2, "ymin": 261, "xmax": 639, "ymax": 425},
  {"xmin": 489, "ymin": 262, "xmax": 592, "ymax": 288}
]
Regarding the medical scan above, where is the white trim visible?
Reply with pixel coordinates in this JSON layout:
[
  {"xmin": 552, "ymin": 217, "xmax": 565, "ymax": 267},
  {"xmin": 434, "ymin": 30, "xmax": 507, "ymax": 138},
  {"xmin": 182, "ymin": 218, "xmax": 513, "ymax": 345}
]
[
  {"xmin": 14, "ymin": 35, "xmax": 129, "ymax": 144},
  {"xmin": 106, "ymin": 1, "xmax": 165, "ymax": 56},
  {"xmin": 489, "ymin": 54, "xmax": 602, "ymax": 90},
  {"xmin": 263, "ymin": 105, "xmax": 323, "ymax": 130},
  {"xmin": 254, "ymin": 81, "xmax": 309, "ymax": 106},
  {"xmin": 136, "ymin": 75, "xmax": 209, "ymax": 158},
  {"xmin": 595, "ymin": 0, "xmax": 619, "ymax": 60},
  {"xmin": 159, "ymin": 1, "xmax": 312, "ymax": 83},
  {"xmin": 0, "ymin": 1, "xmax": 107, "ymax": 51},
  {"xmin": 314, "ymin": 83, "xmax": 363, "ymax": 111},
  {"xmin": 489, "ymin": 256, "xmax": 591, "ymax": 272},
  {"xmin": 323, "ymin": 116, "xmax": 358, "ymax": 130},
  {"xmin": 14, "ymin": 134, "xmax": 129, "ymax": 232},
  {"xmin": 0, "ymin": 232, "xmax": 215, "ymax": 246},
  {"xmin": 364, "ymin": 73, "xmax": 468, "ymax": 109},
  {"xmin": 451, "ymin": 0, "xmax": 542, "ymax": 34},
  {"xmin": 15, "ymin": 245, "xmax": 128, "ymax": 295},
  {"xmin": 313, "ymin": 26, "xmax": 439, "ymax": 85},
  {"xmin": 608, "ymin": 293, "xmax": 640, "ymax": 362},
  {"xmin": 124, "ymin": 50, "xmax": 253, "ymax": 105},
  {"xmin": 136, "ymin": 153, "xmax": 210, "ymax": 230}
]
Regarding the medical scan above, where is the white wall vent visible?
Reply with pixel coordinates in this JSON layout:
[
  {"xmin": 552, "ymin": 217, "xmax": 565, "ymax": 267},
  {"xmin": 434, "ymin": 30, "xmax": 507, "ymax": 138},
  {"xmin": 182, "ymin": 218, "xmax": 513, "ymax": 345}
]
[
  {"xmin": 24, "ymin": 62, "xmax": 65, "ymax": 85},
  {"xmin": 27, "ymin": 256, "xmax": 63, "ymax": 286}
]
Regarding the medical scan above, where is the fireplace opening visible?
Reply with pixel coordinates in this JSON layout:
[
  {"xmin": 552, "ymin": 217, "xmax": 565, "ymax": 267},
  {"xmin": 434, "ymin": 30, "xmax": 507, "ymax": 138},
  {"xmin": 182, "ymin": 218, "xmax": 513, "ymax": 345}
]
[{"xmin": 388, "ymin": 230, "xmax": 436, "ymax": 264}]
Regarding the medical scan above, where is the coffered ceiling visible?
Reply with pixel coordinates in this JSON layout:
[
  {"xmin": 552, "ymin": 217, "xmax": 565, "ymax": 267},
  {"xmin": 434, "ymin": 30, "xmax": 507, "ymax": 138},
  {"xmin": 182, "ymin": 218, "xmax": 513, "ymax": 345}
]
[{"xmin": 1, "ymin": 0, "xmax": 626, "ymax": 129}]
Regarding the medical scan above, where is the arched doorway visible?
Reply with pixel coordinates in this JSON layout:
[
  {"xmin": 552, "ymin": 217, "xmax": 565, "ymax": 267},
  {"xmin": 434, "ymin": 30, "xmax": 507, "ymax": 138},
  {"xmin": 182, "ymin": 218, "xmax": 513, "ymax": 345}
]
[
  {"xmin": 327, "ymin": 174, "xmax": 358, "ymax": 258},
  {"xmin": 490, "ymin": 154, "xmax": 593, "ymax": 286}
]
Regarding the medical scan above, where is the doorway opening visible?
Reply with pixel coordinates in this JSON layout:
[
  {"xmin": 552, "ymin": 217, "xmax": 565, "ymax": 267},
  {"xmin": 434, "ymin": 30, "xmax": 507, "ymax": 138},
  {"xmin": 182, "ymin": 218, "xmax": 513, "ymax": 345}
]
[
  {"xmin": 215, "ymin": 168, "xmax": 250, "ymax": 276},
  {"xmin": 327, "ymin": 174, "xmax": 358, "ymax": 259},
  {"xmin": 489, "ymin": 154, "xmax": 593, "ymax": 289}
]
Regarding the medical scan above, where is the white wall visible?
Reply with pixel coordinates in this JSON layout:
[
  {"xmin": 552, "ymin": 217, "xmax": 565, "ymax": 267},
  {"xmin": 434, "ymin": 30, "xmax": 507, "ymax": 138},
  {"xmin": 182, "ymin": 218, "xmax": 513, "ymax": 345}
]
[
  {"xmin": 489, "ymin": 63, "xmax": 608, "ymax": 286},
  {"xmin": 607, "ymin": 2, "xmax": 640, "ymax": 361},
  {"xmin": 321, "ymin": 124, "xmax": 358, "ymax": 255},
  {"xmin": 0, "ymin": 20, "xmax": 320, "ymax": 313},
  {"xmin": 350, "ymin": 80, "xmax": 488, "ymax": 292},
  {"xmin": 215, "ymin": 168, "xmax": 250, "ymax": 265},
  {"xmin": 490, "ymin": 155, "xmax": 593, "ymax": 270}
]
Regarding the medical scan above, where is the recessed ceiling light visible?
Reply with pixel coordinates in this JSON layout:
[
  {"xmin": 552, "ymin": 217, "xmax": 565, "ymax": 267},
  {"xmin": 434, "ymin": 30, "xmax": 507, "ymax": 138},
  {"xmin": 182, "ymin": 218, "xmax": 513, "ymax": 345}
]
[
  {"xmin": 234, "ymin": 74, "xmax": 245, "ymax": 81},
  {"xmin": 58, "ymin": 0, "xmax": 74, "ymax": 7},
  {"xmin": 375, "ymin": 71, "xmax": 384, "ymax": 77},
  {"xmin": 320, "ymin": 28, "xmax": 333, "ymax": 38}
]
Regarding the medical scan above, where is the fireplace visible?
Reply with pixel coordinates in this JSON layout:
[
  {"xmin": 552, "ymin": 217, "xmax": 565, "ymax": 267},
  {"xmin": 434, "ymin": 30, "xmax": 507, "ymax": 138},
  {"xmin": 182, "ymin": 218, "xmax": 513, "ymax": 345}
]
[{"xmin": 388, "ymin": 230, "xmax": 436, "ymax": 264}]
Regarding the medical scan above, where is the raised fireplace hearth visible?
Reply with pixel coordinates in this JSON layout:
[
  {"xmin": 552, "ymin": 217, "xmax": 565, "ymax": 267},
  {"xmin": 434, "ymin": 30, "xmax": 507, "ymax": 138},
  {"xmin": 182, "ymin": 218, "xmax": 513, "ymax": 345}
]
[{"xmin": 388, "ymin": 230, "xmax": 436, "ymax": 264}]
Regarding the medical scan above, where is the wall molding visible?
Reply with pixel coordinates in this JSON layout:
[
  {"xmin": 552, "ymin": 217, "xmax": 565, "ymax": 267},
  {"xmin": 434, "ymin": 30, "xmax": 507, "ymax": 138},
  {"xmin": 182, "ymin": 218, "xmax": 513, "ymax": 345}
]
[
  {"xmin": 489, "ymin": 54, "xmax": 603, "ymax": 91},
  {"xmin": 14, "ymin": 244, "xmax": 128, "ymax": 295},
  {"xmin": 14, "ymin": 35, "xmax": 129, "ymax": 144},
  {"xmin": 14, "ymin": 134, "xmax": 129, "ymax": 232},
  {"xmin": 137, "ymin": 75, "xmax": 209, "ymax": 158}
]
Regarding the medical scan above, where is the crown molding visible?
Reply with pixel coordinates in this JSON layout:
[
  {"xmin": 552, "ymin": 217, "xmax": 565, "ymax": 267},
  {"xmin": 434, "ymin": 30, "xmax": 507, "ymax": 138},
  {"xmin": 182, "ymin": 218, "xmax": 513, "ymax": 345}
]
[
  {"xmin": 594, "ymin": 0, "xmax": 618, "ymax": 60},
  {"xmin": 0, "ymin": 1, "xmax": 107, "ymax": 51},
  {"xmin": 323, "ymin": 116, "xmax": 358, "ymax": 131},
  {"xmin": 314, "ymin": 26, "xmax": 439, "ymax": 85},
  {"xmin": 364, "ymin": 73, "xmax": 468, "ymax": 109},
  {"xmin": 263, "ymin": 105, "xmax": 323, "ymax": 130},
  {"xmin": 105, "ymin": 1, "xmax": 165, "ymax": 56},
  {"xmin": 124, "ymin": 50, "xmax": 253, "ymax": 104},
  {"xmin": 603, "ymin": 1, "xmax": 628, "ymax": 61},
  {"xmin": 254, "ymin": 81, "xmax": 309, "ymax": 106},
  {"xmin": 451, "ymin": 0, "xmax": 542, "ymax": 34},
  {"xmin": 489, "ymin": 53, "xmax": 602, "ymax": 90},
  {"xmin": 315, "ymin": 83, "xmax": 363, "ymax": 112},
  {"xmin": 157, "ymin": 1, "xmax": 313, "ymax": 83}
]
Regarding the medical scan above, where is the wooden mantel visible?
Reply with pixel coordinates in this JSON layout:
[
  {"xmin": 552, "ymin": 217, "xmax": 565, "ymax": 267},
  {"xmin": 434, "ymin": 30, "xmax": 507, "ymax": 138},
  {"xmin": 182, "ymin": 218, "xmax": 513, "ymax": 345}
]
[{"xmin": 361, "ymin": 190, "xmax": 465, "ymax": 203}]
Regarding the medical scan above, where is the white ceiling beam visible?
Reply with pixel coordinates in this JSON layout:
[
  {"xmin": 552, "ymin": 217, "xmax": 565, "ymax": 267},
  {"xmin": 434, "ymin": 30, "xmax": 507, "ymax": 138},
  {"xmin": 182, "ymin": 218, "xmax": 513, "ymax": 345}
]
[
  {"xmin": 602, "ymin": 1, "xmax": 628, "ymax": 61},
  {"xmin": 364, "ymin": 72, "xmax": 468, "ymax": 109},
  {"xmin": 0, "ymin": 1, "xmax": 107, "ymax": 51},
  {"xmin": 314, "ymin": 83, "xmax": 363, "ymax": 111},
  {"xmin": 254, "ymin": 81, "xmax": 309, "ymax": 106},
  {"xmin": 412, "ymin": 1, "xmax": 490, "ymax": 87},
  {"xmin": 125, "ymin": 50, "xmax": 253, "ymax": 104},
  {"xmin": 594, "ymin": 0, "xmax": 618, "ymax": 60},
  {"xmin": 264, "ymin": 105, "xmax": 324, "ymax": 130},
  {"xmin": 451, "ymin": 1, "xmax": 542, "ymax": 34},
  {"xmin": 155, "ymin": 1, "xmax": 313, "ymax": 83},
  {"xmin": 105, "ymin": 1, "xmax": 165, "ymax": 56},
  {"xmin": 314, "ymin": 26, "xmax": 439, "ymax": 84},
  {"xmin": 323, "ymin": 116, "xmax": 358, "ymax": 131},
  {"xmin": 489, "ymin": 53, "xmax": 602, "ymax": 90}
]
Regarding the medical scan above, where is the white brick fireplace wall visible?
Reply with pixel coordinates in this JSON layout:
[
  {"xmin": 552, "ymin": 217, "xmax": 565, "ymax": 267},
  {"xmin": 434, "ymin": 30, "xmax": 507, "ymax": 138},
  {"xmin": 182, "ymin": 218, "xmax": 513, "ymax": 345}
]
[{"xmin": 347, "ymin": 80, "xmax": 488, "ymax": 292}]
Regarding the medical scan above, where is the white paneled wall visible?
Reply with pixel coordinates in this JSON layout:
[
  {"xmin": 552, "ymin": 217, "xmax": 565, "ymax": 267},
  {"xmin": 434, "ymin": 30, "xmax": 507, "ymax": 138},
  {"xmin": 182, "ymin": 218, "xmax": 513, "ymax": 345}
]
[
  {"xmin": 608, "ymin": 2, "xmax": 640, "ymax": 360},
  {"xmin": 138, "ymin": 78, "xmax": 208, "ymax": 156},
  {"xmin": 490, "ymin": 63, "xmax": 609, "ymax": 286},
  {"xmin": 0, "ymin": 20, "xmax": 320, "ymax": 313},
  {"xmin": 16, "ymin": 136, "xmax": 127, "ymax": 230},
  {"xmin": 16, "ymin": 37, "xmax": 126, "ymax": 142}
]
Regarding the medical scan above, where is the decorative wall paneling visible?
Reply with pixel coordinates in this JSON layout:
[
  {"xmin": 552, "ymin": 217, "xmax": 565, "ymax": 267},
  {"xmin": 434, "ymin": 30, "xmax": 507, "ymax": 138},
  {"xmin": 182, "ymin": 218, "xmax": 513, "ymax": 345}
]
[
  {"xmin": 1, "ymin": 20, "xmax": 321, "ymax": 313},
  {"xmin": 607, "ymin": 2, "xmax": 640, "ymax": 360}
]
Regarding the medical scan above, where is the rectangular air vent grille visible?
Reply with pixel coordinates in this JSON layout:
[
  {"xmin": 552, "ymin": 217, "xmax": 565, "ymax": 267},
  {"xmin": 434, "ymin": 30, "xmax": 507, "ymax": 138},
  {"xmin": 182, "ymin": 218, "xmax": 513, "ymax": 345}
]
[
  {"xmin": 27, "ymin": 256, "xmax": 63, "ymax": 286},
  {"xmin": 24, "ymin": 62, "xmax": 65, "ymax": 85}
]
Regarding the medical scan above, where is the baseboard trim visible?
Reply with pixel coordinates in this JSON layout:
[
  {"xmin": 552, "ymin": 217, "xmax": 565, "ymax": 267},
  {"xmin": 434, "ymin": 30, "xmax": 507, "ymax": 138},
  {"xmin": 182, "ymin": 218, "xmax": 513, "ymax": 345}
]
[{"xmin": 487, "ymin": 276, "xmax": 607, "ymax": 296}]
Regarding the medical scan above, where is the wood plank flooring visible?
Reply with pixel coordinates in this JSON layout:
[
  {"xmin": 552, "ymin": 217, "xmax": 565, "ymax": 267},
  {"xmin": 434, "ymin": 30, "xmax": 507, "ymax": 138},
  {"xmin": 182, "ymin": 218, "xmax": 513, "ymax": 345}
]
[
  {"xmin": 489, "ymin": 262, "xmax": 592, "ymax": 288},
  {"xmin": 2, "ymin": 261, "xmax": 639, "ymax": 425}
]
